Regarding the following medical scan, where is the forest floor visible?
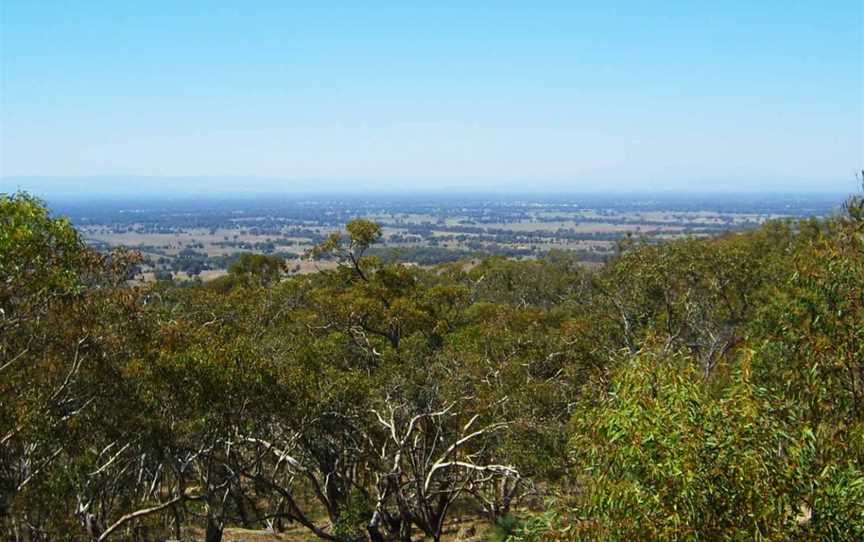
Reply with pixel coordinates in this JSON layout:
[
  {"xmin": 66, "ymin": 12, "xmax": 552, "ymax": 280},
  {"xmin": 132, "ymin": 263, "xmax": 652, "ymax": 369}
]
[{"xmin": 183, "ymin": 516, "xmax": 494, "ymax": 541}]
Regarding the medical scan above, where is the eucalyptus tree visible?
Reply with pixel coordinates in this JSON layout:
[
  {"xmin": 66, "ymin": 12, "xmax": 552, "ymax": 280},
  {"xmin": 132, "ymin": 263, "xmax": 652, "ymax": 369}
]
[{"xmin": 1, "ymin": 193, "xmax": 174, "ymax": 541}]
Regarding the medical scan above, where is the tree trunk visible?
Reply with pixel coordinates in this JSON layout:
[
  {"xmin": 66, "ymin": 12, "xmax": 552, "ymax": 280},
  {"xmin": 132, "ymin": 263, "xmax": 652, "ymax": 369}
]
[
  {"xmin": 367, "ymin": 525, "xmax": 385, "ymax": 542},
  {"xmin": 205, "ymin": 515, "xmax": 223, "ymax": 542},
  {"xmin": 235, "ymin": 492, "xmax": 250, "ymax": 528},
  {"xmin": 398, "ymin": 519, "xmax": 412, "ymax": 542},
  {"xmin": 12, "ymin": 518, "xmax": 32, "ymax": 542},
  {"xmin": 273, "ymin": 498, "xmax": 286, "ymax": 533},
  {"xmin": 172, "ymin": 502, "xmax": 182, "ymax": 540}
]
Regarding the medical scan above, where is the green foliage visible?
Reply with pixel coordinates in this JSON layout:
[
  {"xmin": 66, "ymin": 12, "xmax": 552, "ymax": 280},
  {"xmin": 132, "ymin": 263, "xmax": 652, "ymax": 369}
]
[
  {"xmin": 491, "ymin": 513, "xmax": 526, "ymax": 542},
  {"xmin": 1, "ymin": 192, "xmax": 156, "ymax": 540},
  {"xmin": 4, "ymin": 192, "xmax": 864, "ymax": 541},
  {"xmin": 507, "ymin": 502, "xmax": 570, "ymax": 542},
  {"xmin": 311, "ymin": 218, "xmax": 382, "ymax": 273},
  {"xmin": 227, "ymin": 252, "xmax": 286, "ymax": 286},
  {"xmin": 333, "ymin": 489, "xmax": 373, "ymax": 541},
  {"xmin": 510, "ymin": 196, "xmax": 864, "ymax": 542},
  {"xmin": 569, "ymin": 354, "xmax": 798, "ymax": 539},
  {"xmin": 1, "ymin": 192, "xmax": 93, "ymax": 297}
]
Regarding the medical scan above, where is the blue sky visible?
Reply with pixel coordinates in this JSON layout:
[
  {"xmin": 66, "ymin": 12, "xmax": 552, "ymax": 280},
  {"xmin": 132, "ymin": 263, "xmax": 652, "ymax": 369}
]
[{"xmin": 1, "ymin": 1, "xmax": 862, "ymax": 193}]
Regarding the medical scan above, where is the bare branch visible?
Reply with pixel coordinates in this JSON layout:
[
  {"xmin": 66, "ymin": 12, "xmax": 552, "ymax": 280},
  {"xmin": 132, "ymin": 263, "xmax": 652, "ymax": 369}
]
[{"xmin": 97, "ymin": 491, "xmax": 201, "ymax": 541}]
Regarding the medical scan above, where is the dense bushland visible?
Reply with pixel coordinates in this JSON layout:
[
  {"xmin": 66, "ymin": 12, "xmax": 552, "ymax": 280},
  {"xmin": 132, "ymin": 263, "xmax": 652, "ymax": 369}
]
[{"xmin": 1, "ymin": 191, "xmax": 862, "ymax": 541}]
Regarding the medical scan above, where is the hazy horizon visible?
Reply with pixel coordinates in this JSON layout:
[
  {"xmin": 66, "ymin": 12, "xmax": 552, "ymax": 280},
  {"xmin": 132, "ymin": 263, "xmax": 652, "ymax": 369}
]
[
  {"xmin": 2, "ymin": 2, "xmax": 862, "ymax": 194},
  {"xmin": 2, "ymin": 174, "xmax": 859, "ymax": 201}
]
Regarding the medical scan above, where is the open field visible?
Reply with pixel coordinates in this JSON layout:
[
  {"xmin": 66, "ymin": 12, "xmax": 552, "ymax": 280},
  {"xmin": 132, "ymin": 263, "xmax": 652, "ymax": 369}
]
[{"xmin": 58, "ymin": 193, "xmax": 842, "ymax": 282}]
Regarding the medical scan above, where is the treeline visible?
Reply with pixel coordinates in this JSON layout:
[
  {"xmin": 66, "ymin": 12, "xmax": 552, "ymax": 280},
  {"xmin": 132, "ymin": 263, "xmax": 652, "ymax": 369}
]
[{"xmin": 1, "ymin": 192, "xmax": 862, "ymax": 541}]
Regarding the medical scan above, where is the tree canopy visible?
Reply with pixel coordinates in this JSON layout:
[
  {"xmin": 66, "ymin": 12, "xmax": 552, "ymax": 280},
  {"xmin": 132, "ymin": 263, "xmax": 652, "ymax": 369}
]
[{"xmin": 1, "ymin": 192, "xmax": 862, "ymax": 541}]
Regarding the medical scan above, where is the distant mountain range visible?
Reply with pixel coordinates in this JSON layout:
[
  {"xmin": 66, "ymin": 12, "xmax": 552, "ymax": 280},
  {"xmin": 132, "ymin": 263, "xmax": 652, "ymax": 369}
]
[{"xmin": 1, "ymin": 175, "xmax": 855, "ymax": 201}]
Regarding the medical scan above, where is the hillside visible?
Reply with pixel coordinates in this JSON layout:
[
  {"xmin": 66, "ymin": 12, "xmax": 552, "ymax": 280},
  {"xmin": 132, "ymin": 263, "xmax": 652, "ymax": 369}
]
[{"xmin": 2, "ymin": 191, "xmax": 862, "ymax": 541}]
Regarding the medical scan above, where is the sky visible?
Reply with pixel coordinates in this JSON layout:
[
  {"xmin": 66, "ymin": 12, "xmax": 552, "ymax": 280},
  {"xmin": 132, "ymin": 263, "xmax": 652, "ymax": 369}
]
[{"xmin": 1, "ymin": 1, "xmax": 862, "ymax": 195}]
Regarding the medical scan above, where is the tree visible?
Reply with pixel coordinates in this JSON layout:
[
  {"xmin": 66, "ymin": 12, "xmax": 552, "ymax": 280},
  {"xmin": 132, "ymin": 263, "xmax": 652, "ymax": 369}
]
[
  {"xmin": 1, "ymin": 193, "xmax": 165, "ymax": 541},
  {"xmin": 228, "ymin": 252, "xmax": 286, "ymax": 286}
]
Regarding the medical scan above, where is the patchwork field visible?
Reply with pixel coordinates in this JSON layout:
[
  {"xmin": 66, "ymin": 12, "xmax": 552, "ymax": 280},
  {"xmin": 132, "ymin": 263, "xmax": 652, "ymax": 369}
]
[{"xmin": 62, "ymin": 193, "xmax": 840, "ymax": 282}]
